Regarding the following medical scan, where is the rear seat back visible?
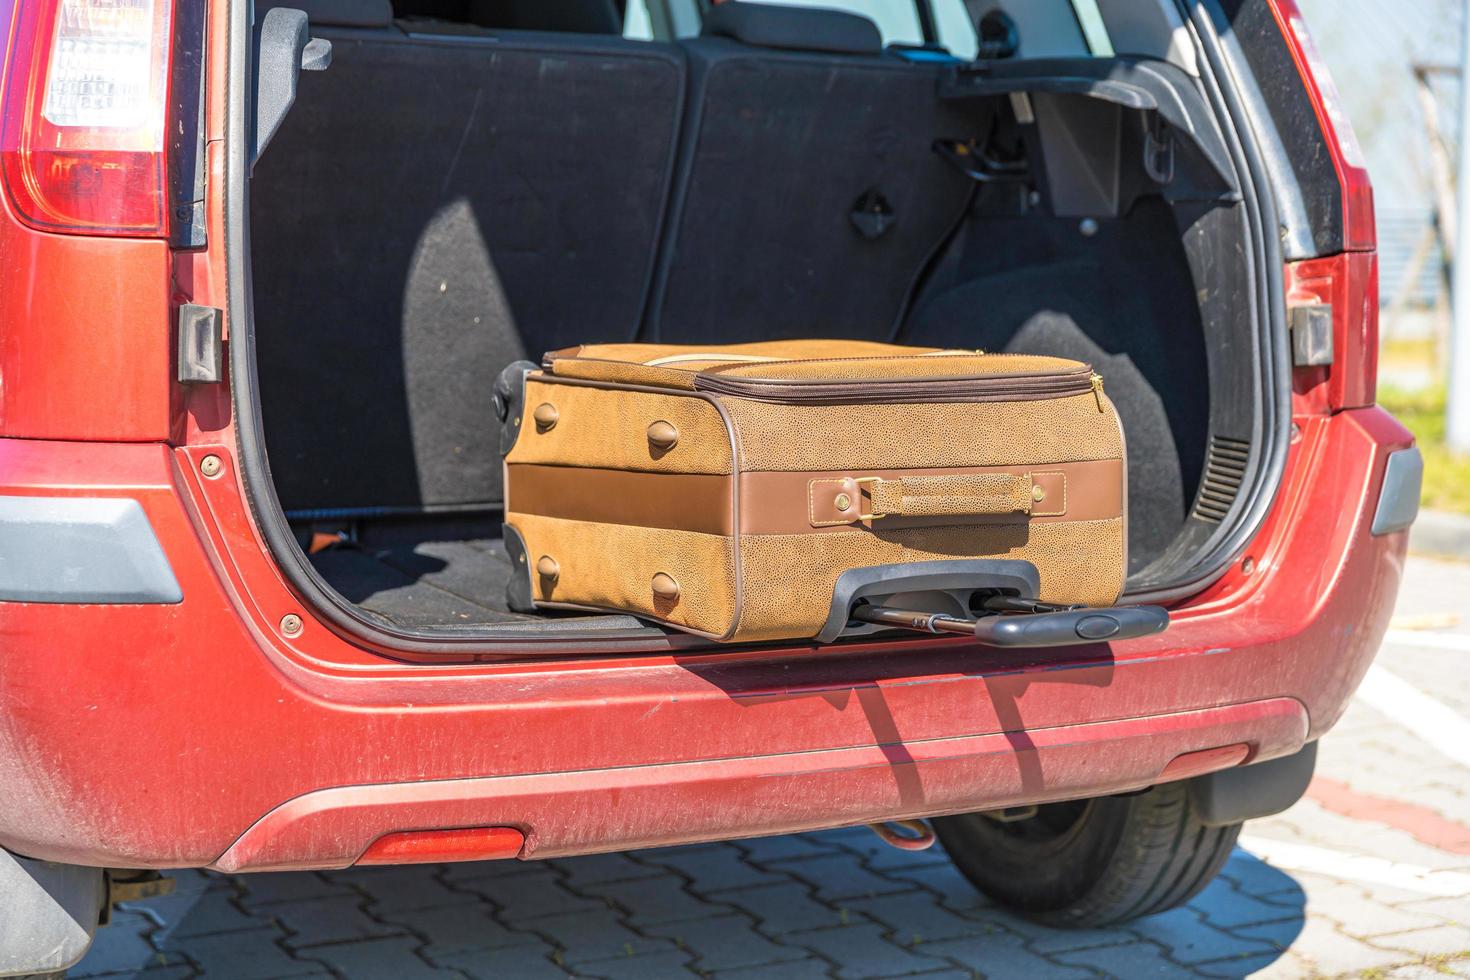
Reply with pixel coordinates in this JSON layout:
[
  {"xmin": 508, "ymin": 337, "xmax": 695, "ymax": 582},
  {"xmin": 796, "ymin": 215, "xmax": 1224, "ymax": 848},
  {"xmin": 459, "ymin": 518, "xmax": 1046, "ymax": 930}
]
[
  {"xmin": 251, "ymin": 15, "xmax": 686, "ymax": 515},
  {"xmin": 465, "ymin": 0, "xmax": 622, "ymax": 34},
  {"xmin": 251, "ymin": 2, "xmax": 992, "ymax": 518},
  {"xmin": 258, "ymin": 0, "xmax": 395, "ymax": 29},
  {"xmin": 700, "ymin": 1, "xmax": 882, "ymax": 55},
  {"xmin": 643, "ymin": 3, "xmax": 986, "ymax": 343}
]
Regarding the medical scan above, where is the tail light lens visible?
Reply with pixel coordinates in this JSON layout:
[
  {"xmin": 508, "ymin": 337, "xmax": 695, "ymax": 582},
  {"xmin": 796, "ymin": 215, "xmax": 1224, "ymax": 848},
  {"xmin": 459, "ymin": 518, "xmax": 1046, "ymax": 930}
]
[
  {"xmin": 1268, "ymin": 0, "xmax": 1378, "ymax": 411},
  {"xmin": 1288, "ymin": 252, "xmax": 1379, "ymax": 412},
  {"xmin": 1, "ymin": 0, "xmax": 174, "ymax": 236}
]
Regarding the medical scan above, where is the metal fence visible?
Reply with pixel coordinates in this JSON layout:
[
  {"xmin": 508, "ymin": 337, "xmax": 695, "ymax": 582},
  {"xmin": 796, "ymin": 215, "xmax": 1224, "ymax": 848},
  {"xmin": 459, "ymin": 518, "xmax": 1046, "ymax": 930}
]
[{"xmin": 1380, "ymin": 208, "xmax": 1448, "ymax": 312}]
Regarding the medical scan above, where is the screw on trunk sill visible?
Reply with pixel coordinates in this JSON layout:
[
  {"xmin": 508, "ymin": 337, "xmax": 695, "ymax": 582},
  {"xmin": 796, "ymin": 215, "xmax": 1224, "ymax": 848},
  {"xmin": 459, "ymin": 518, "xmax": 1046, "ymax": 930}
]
[
  {"xmin": 199, "ymin": 454, "xmax": 223, "ymax": 478},
  {"xmin": 280, "ymin": 614, "xmax": 304, "ymax": 637}
]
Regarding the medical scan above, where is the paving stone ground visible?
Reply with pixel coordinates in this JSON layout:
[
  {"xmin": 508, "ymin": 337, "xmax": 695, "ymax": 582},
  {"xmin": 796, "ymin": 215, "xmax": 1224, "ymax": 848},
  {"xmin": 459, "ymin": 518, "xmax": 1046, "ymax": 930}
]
[{"xmin": 72, "ymin": 557, "xmax": 1470, "ymax": 979}]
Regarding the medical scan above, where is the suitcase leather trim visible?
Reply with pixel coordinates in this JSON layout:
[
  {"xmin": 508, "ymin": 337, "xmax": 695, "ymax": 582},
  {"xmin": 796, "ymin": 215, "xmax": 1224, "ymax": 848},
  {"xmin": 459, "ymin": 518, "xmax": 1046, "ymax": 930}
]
[
  {"xmin": 799, "ymin": 468, "xmax": 1086, "ymax": 527},
  {"xmin": 507, "ymin": 465, "xmax": 735, "ymax": 535},
  {"xmin": 503, "ymin": 460, "xmax": 1117, "ymax": 536},
  {"xmin": 758, "ymin": 462, "xmax": 1114, "ymax": 532}
]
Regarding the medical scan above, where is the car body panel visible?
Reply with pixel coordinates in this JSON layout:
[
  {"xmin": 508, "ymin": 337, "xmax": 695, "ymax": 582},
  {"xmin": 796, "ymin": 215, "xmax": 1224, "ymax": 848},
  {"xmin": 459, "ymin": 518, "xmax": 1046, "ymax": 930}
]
[
  {"xmin": 0, "ymin": 406, "xmax": 1410, "ymax": 868},
  {"xmin": 0, "ymin": 212, "xmax": 173, "ymax": 442},
  {"xmin": 0, "ymin": 0, "xmax": 1406, "ymax": 877}
]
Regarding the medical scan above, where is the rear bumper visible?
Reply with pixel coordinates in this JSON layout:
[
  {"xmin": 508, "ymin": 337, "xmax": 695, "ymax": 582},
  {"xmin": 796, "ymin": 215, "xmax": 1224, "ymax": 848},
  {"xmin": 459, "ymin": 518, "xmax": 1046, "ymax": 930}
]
[
  {"xmin": 0, "ymin": 407, "xmax": 1411, "ymax": 869},
  {"xmin": 216, "ymin": 699, "xmax": 1307, "ymax": 872}
]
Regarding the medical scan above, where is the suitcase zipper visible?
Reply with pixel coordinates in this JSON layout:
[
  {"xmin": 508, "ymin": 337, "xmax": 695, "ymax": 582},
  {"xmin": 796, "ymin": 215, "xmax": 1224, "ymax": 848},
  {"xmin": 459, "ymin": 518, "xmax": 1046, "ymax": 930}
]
[
  {"xmin": 642, "ymin": 349, "xmax": 982, "ymax": 369},
  {"xmin": 694, "ymin": 366, "xmax": 1103, "ymax": 408}
]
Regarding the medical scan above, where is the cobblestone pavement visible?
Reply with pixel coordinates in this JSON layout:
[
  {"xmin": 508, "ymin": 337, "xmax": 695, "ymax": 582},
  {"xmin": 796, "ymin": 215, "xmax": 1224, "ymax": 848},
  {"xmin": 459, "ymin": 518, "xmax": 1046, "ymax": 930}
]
[{"xmin": 73, "ymin": 557, "xmax": 1470, "ymax": 979}]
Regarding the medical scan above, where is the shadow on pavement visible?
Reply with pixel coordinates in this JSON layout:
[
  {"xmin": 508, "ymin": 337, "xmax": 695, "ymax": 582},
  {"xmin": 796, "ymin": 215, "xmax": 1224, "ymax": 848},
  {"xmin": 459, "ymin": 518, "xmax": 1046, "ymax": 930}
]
[{"xmin": 73, "ymin": 832, "xmax": 1310, "ymax": 978}]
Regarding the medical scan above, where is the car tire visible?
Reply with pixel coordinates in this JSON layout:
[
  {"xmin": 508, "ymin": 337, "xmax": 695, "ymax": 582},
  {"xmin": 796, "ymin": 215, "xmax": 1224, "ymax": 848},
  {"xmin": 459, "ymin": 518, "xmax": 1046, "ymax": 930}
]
[{"xmin": 932, "ymin": 782, "xmax": 1240, "ymax": 928}]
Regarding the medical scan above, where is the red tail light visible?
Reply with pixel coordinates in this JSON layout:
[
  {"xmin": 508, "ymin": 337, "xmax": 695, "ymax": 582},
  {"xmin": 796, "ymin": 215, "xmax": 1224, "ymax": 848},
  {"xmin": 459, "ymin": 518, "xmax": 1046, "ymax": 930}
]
[
  {"xmin": 1288, "ymin": 252, "xmax": 1379, "ymax": 412},
  {"xmin": 1269, "ymin": 0, "xmax": 1377, "ymax": 411},
  {"xmin": 1, "ymin": 0, "xmax": 174, "ymax": 236}
]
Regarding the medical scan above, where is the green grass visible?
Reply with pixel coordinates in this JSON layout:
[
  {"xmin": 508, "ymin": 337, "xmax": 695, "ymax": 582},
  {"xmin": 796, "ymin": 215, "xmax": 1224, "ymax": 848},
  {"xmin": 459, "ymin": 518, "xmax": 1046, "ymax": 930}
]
[
  {"xmin": 1378, "ymin": 384, "xmax": 1470, "ymax": 515},
  {"xmin": 1379, "ymin": 336, "xmax": 1438, "ymax": 371}
]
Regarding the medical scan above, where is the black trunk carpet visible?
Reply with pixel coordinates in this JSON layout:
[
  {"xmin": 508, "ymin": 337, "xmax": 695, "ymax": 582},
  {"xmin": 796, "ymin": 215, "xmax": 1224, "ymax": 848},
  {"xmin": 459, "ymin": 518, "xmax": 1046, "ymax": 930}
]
[{"xmin": 308, "ymin": 538, "xmax": 532, "ymax": 628}]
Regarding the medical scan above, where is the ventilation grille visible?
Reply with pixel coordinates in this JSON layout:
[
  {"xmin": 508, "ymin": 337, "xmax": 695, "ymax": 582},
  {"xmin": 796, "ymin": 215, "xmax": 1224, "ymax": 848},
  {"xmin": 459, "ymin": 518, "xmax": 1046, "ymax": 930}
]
[{"xmin": 1192, "ymin": 436, "xmax": 1251, "ymax": 524}]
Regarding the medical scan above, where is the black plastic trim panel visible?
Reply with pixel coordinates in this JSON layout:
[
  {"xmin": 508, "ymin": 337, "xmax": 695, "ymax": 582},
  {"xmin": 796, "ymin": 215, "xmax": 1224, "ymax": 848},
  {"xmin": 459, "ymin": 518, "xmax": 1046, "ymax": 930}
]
[
  {"xmin": 169, "ymin": 0, "xmax": 209, "ymax": 248},
  {"xmin": 941, "ymin": 56, "xmax": 1237, "ymax": 186},
  {"xmin": 1122, "ymin": 0, "xmax": 1290, "ymax": 603},
  {"xmin": 1188, "ymin": 742, "xmax": 1317, "ymax": 826},
  {"xmin": 1212, "ymin": 0, "xmax": 1343, "ymax": 256}
]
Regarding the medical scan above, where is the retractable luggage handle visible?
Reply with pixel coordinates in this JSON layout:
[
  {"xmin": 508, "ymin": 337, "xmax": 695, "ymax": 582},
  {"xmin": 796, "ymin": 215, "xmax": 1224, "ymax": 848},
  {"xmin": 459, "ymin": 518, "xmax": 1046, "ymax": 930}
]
[
  {"xmin": 818, "ymin": 561, "xmax": 1167, "ymax": 647},
  {"xmin": 853, "ymin": 599, "xmax": 1169, "ymax": 647}
]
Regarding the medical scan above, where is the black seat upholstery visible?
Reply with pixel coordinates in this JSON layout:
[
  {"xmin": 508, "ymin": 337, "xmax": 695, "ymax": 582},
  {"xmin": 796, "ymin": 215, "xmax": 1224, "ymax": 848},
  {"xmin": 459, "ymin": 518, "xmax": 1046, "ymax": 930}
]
[
  {"xmin": 465, "ymin": 0, "xmax": 622, "ymax": 34},
  {"xmin": 258, "ymin": 0, "xmax": 394, "ymax": 27},
  {"xmin": 251, "ymin": 27, "xmax": 685, "ymax": 515},
  {"xmin": 643, "ymin": 22, "xmax": 987, "ymax": 343},
  {"xmin": 252, "ymin": 2, "xmax": 993, "ymax": 517},
  {"xmin": 701, "ymin": 0, "xmax": 882, "ymax": 55}
]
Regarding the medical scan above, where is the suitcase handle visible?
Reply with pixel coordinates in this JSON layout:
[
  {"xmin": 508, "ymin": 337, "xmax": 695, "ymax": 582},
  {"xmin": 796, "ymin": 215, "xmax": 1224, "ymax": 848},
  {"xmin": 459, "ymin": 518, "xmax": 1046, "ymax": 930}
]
[
  {"xmin": 852, "ymin": 602, "xmax": 1169, "ymax": 647},
  {"xmin": 855, "ymin": 473, "xmax": 1034, "ymax": 520},
  {"xmin": 819, "ymin": 560, "xmax": 1042, "ymax": 642}
]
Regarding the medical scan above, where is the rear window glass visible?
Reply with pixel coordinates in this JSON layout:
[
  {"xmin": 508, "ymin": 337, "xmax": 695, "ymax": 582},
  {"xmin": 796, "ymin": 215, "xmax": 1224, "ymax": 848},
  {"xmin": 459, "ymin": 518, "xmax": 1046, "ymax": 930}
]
[
  {"xmin": 933, "ymin": 0, "xmax": 1115, "ymax": 60},
  {"xmin": 932, "ymin": 0, "xmax": 980, "ymax": 59},
  {"xmin": 660, "ymin": 0, "xmax": 1115, "ymax": 58}
]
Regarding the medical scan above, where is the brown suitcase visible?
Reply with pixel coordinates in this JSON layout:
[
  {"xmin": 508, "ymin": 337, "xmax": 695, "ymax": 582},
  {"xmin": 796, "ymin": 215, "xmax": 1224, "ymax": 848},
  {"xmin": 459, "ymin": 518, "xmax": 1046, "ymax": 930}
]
[{"xmin": 500, "ymin": 340, "xmax": 1135, "ymax": 644}]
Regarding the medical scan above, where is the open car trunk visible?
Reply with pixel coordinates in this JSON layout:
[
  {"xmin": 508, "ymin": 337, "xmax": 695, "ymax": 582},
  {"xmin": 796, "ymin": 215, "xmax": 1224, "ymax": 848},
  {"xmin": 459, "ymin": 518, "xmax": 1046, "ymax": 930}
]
[{"xmin": 238, "ymin": 2, "xmax": 1287, "ymax": 646}]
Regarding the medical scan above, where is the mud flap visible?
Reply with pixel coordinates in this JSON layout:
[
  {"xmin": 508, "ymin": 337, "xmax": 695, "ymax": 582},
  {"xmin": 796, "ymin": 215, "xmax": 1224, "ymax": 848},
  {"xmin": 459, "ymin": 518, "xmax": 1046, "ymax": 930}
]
[{"xmin": 0, "ymin": 849, "xmax": 105, "ymax": 976}]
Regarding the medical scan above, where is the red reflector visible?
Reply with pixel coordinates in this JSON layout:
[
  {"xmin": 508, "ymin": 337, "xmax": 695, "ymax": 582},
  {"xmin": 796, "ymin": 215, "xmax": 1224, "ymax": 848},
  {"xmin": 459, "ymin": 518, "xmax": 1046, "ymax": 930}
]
[
  {"xmin": 0, "ymin": 0, "xmax": 174, "ymax": 236},
  {"xmin": 355, "ymin": 827, "xmax": 525, "ymax": 866},
  {"xmin": 1159, "ymin": 743, "xmax": 1251, "ymax": 782}
]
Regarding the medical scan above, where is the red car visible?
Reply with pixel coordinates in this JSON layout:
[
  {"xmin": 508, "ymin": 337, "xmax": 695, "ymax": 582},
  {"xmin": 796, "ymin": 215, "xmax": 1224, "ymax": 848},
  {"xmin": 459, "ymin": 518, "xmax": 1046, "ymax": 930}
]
[{"xmin": 0, "ymin": 0, "xmax": 1418, "ymax": 973}]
